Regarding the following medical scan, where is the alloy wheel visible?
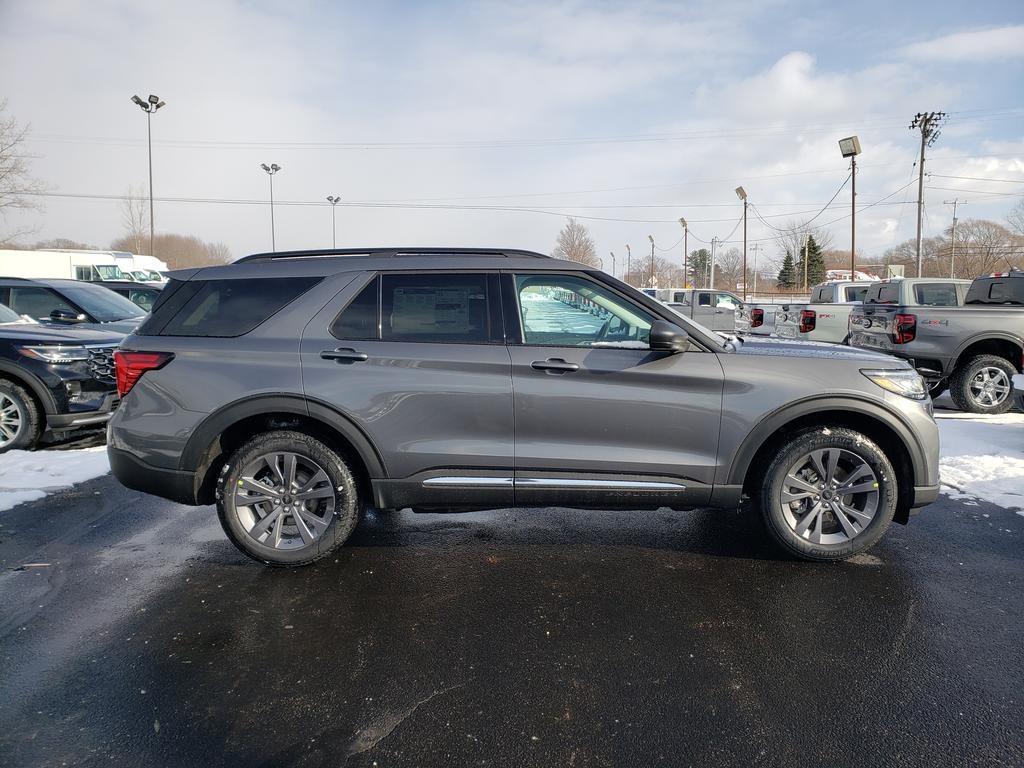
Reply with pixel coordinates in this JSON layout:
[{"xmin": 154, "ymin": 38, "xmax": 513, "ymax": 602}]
[
  {"xmin": 0, "ymin": 394, "xmax": 24, "ymax": 447},
  {"xmin": 780, "ymin": 448, "xmax": 880, "ymax": 545},
  {"xmin": 968, "ymin": 367, "xmax": 1010, "ymax": 408},
  {"xmin": 233, "ymin": 451, "xmax": 336, "ymax": 550}
]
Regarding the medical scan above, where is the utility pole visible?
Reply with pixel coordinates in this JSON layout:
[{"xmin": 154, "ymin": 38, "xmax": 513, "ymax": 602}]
[
  {"xmin": 625, "ymin": 244, "xmax": 631, "ymax": 285},
  {"xmin": 944, "ymin": 199, "xmax": 964, "ymax": 278},
  {"xmin": 647, "ymin": 235, "xmax": 656, "ymax": 288},
  {"xmin": 326, "ymin": 195, "xmax": 341, "ymax": 248},
  {"xmin": 802, "ymin": 233, "xmax": 810, "ymax": 291},
  {"xmin": 909, "ymin": 111, "xmax": 946, "ymax": 277},
  {"xmin": 679, "ymin": 218, "xmax": 688, "ymax": 288},
  {"xmin": 751, "ymin": 243, "xmax": 761, "ymax": 296},
  {"xmin": 130, "ymin": 94, "xmax": 165, "ymax": 256},
  {"xmin": 735, "ymin": 188, "xmax": 748, "ymax": 300},
  {"xmin": 710, "ymin": 236, "xmax": 718, "ymax": 290},
  {"xmin": 609, "ymin": 251, "xmax": 616, "ymax": 279},
  {"xmin": 260, "ymin": 163, "xmax": 282, "ymax": 251}
]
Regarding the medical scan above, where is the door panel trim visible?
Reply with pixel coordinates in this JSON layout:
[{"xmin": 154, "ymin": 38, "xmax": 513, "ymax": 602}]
[
  {"xmin": 422, "ymin": 476, "xmax": 514, "ymax": 487},
  {"xmin": 517, "ymin": 477, "xmax": 686, "ymax": 490}
]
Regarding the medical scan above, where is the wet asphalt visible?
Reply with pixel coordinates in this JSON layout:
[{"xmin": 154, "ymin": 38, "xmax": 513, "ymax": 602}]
[{"xmin": 0, "ymin": 474, "xmax": 1021, "ymax": 768}]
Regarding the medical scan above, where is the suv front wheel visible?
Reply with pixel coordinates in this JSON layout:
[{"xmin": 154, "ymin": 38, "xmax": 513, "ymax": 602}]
[
  {"xmin": 216, "ymin": 430, "xmax": 361, "ymax": 566},
  {"xmin": 759, "ymin": 427, "xmax": 897, "ymax": 561}
]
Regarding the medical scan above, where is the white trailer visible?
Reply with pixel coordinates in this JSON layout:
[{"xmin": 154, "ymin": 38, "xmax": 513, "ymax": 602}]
[{"xmin": 0, "ymin": 249, "xmax": 130, "ymax": 281}]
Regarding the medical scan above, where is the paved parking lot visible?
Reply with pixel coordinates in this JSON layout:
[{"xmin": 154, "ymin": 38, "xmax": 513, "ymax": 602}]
[{"xmin": 1, "ymin": 474, "xmax": 1021, "ymax": 767}]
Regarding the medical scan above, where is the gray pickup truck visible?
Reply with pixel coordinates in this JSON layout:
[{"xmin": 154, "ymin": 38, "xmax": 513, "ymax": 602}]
[
  {"xmin": 736, "ymin": 300, "xmax": 807, "ymax": 337},
  {"xmin": 774, "ymin": 281, "xmax": 872, "ymax": 344},
  {"xmin": 663, "ymin": 289, "xmax": 744, "ymax": 332},
  {"xmin": 849, "ymin": 272, "xmax": 1024, "ymax": 413}
]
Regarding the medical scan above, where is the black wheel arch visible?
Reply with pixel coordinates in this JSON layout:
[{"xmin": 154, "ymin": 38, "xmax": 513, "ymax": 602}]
[
  {"xmin": 951, "ymin": 333, "xmax": 1023, "ymax": 374},
  {"xmin": 0, "ymin": 361, "xmax": 57, "ymax": 415}
]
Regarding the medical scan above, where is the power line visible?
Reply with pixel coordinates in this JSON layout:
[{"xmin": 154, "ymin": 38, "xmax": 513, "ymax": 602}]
[{"xmin": 929, "ymin": 173, "xmax": 1024, "ymax": 184}]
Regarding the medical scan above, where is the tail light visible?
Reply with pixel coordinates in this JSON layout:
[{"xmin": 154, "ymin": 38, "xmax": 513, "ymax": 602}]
[
  {"xmin": 113, "ymin": 351, "xmax": 173, "ymax": 397},
  {"xmin": 750, "ymin": 308, "xmax": 764, "ymax": 328},
  {"xmin": 892, "ymin": 314, "xmax": 916, "ymax": 344},
  {"xmin": 799, "ymin": 309, "xmax": 816, "ymax": 333}
]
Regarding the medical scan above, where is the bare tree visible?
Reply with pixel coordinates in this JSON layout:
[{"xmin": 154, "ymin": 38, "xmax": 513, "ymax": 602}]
[
  {"xmin": 120, "ymin": 184, "xmax": 150, "ymax": 254},
  {"xmin": 551, "ymin": 217, "xmax": 600, "ymax": 268},
  {"xmin": 1008, "ymin": 200, "xmax": 1024, "ymax": 238},
  {"xmin": 0, "ymin": 100, "xmax": 45, "ymax": 245},
  {"xmin": 623, "ymin": 255, "xmax": 682, "ymax": 288},
  {"xmin": 111, "ymin": 233, "xmax": 232, "ymax": 269}
]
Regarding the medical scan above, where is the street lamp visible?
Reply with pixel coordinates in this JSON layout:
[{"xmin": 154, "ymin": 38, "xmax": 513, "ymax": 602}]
[
  {"xmin": 625, "ymin": 244, "xmax": 632, "ymax": 285},
  {"xmin": 326, "ymin": 195, "xmax": 341, "ymax": 248},
  {"xmin": 609, "ymin": 251, "xmax": 616, "ymax": 278},
  {"xmin": 839, "ymin": 135, "xmax": 862, "ymax": 279},
  {"xmin": 647, "ymin": 234, "xmax": 656, "ymax": 289},
  {"xmin": 260, "ymin": 163, "xmax": 282, "ymax": 251},
  {"xmin": 130, "ymin": 93, "xmax": 165, "ymax": 257},
  {"xmin": 735, "ymin": 187, "xmax": 748, "ymax": 300},
  {"xmin": 679, "ymin": 218, "xmax": 688, "ymax": 288}
]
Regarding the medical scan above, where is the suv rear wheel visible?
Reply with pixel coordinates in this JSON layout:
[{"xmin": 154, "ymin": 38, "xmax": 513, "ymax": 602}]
[
  {"xmin": 949, "ymin": 355, "xmax": 1016, "ymax": 415},
  {"xmin": 759, "ymin": 427, "xmax": 897, "ymax": 561},
  {"xmin": 215, "ymin": 430, "xmax": 361, "ymax": 566},
  {"xmin": 0, "ymin": 380, "xmax": 43, "ymax": 453}
]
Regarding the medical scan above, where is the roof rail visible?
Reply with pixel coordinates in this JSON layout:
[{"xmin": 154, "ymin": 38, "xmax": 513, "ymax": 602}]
[{"xmin": 234, "ymin": 247, "xmax": 551, "ymax": 264}]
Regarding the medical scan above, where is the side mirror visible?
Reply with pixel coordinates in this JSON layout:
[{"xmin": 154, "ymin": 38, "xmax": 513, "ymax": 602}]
[
  {"xmin": 50, "ymin": 309, "xmax": 86, "ymax": 324},
  {"xmin": 649, "ymin": 320, "xmax": 690, "ymax": 353}
]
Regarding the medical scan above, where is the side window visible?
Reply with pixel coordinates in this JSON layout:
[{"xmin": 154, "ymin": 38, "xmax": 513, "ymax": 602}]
[
  {"xmin": 128, "ymin": 289, "xmax": 156, "ymax": 312},
  {"xmin": 716, "ymin": 293, "xmax": 739, "ymax": 310},
  {"xmin": 74, "ymin": 266, "xmax": 95, "ymax": 281},
  {"xmin": 697, "ymin": 292, "xmax": 712, "ymax": 307},
  {"xmin": 7, "ymin": 287, "xmax": 75, "ymax": 320},
  {"xmin": 381, "ymin": 273, "xmax": 491, "ymax": 343},
  {"xmin": 331, "ymin": 277, "xmax": 379, "ymax": 340},
  {"xmin": 914, "ymin": 283, "xmax": 958, "ymax": 306},
  {"xmin": 671, "ymin": 291, "xmax": 689, "ymax": 304},
  {"xmin": 515, "ymin": 274, "xmax": 654, "ymax": 348}
]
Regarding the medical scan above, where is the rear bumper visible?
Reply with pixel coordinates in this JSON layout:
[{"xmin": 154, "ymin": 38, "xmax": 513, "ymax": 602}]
[
  {"xmin": 911, "ymin": 483, "xmax": 941, "ymax": 512},
  {"xmin": 108, "ymin": 446, "xmax": 199, "ymax": 506}
]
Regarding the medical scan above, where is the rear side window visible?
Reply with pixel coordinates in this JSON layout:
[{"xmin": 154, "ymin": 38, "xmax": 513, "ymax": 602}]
[
  {"xmin": 914, "ymin": 283, "xmax": 959, "ymax": 306},
  {"xmin": 140, "ymin": 276, "xmax": 321, "ymax": 337},
  {"xmin": 382, "ymin": 273, "xmax": 490, "ymax": 343},
  {"xmin": 966, "ymin": 278, "xmax": 1024, "ymax": 305},
  {"xmin": 867, "ymin": 284, "xmax": 900, "ymax": 304}
]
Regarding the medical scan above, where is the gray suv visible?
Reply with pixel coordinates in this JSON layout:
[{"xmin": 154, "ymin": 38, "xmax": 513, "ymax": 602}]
[{"xmin": 107, "ymin": 248, "xmax": 940, "ymax": 566}]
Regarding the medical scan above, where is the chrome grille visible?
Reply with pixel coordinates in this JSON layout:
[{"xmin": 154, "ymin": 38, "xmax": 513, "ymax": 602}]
[{"xmin": 87, "ymin": 346, "xmax": 116, "ymax": 383}]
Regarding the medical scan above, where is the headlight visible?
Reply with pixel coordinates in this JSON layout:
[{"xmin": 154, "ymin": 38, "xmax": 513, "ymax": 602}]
[
  {"xmin": 18, "ymin": 345, "xmax": 90, "ymax": 363},
  {"xmin": 861, "ymin": 368, "xmax": 927, "ymax": 400}
]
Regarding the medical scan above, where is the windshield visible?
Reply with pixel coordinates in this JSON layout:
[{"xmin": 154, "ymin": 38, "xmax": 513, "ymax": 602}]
[
  {"xmin": 133, "ymin": 270, "xmax": 161, "ymax": 281},
  {"xmin": 96, "ymin": 265, "xmax": 129, "ymax": 280},
  {"xmin": 56, "ymin": 283, "xmax": 146, "ymax": 322}
]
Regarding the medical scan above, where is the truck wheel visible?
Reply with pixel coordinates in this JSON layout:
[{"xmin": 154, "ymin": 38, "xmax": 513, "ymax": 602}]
[
  {"xmin": 215, "ymin": 430, "xmax": 362, "ymax": 567},
  {"xmin": 758, "ymin": 427, "xmax": 897, "ymax": 561},
  {"xmin": 949, "ymin": 355, "xmax": 1016, "ymax": 415},
  {"xmin": 0, "ymin": 380, "xmax": 43, "ymax": 453}
]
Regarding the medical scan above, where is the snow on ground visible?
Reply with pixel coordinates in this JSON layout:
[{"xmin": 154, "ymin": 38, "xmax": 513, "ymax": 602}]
[
  {"xmin": 934, "ymin": 403, "xmax": 1024, "ymax": 516},
  {"xmin": 0, "ymin": 446, "xmax": 110, "ymax": 512}
]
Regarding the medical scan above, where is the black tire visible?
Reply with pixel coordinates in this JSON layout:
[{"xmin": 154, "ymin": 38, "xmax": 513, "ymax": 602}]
[
  {"xmin": 758, "ymin": 427, "xmax": 898, "ymax": 561},
  {"xmin": 215, "ymin": 430, "xmax": 361, "ymax": 567},
  {"xmin": 0, "ymin": 379, "xmax": 43, "ymax": 453},
  {"xmin": 949, "ymin": 355, "xmax": 1016, "ymax": 415}
]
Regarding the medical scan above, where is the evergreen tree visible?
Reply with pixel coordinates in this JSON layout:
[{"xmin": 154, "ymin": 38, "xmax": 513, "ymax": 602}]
[
  {"xmin": 777, "ymin": 250, "xmax": 796, "ymax": 289},
  {"xmin": 688, "ymin": 248, "xmax": 711, "ymax": 288},
  {"xmin": 805, "ymin": 235, "xmax": 826, "ymax": 286}
]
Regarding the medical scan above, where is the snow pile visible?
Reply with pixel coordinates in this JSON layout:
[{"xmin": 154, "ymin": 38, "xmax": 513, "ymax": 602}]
[
  {"xmin": 937, "ymin": 411, "xmax": 1024, "ymax": 515},
  {"xmin": 0, "ymin": 446, "xmax": 110, "ymax": 512}
]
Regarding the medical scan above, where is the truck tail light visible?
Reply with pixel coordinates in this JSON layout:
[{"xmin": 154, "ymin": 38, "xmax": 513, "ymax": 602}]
[
  {"xmin": 799, "ymin": 310, "xmax": 816, "ymax": 333},
  {"xmin": 750, "ymin": 308, "xmax": 764, "ymax": 328},
  {"xmin": 892, "ymin": 314, "xmax": 916, "ymax": 344},
  {"xmin": 113, "ymin": 351, "xmax": 173, "ymax": 397}
]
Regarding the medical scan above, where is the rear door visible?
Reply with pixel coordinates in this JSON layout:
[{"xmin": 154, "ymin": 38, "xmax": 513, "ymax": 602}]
[
  {"xmin": 711, "ymin": 292, "xmax": 741, "ymax": 331},
  {"xmin": 299, "ymin": 271, "xmax": 514, "ymax": 504},
  {"xmin": 505, "ymin": 271, "xmax": 724, "ymax": 508}
]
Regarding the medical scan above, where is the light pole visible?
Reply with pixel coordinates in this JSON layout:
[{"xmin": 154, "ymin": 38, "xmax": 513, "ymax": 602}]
[
  {"xmin": 326, "ymin": 195, "xmax": 341, "ymax": 248},
  {"xmin": 710, "ymin": 236, "xmax": 718, "ymax": 290},
  {"xmin": 625, "ymin": 244, "xmax": 632, "ymax": 285},
  {"xmin": 839, "ymin": 136, "xmax": 862, "ymax": 279},
  {"xmin": 609, "ymin": 251, "xmax": 616, "ymax": 278},
  {"xmin": 130, "ymin": 94, "xmax": 165, "ymax": 257},
  {"xmin": 679, "ymin": 218, "xmax": 688, "ymax": 288},
  {"xmin": 735, "ymin": 187, "xmax": 748, "ymax": 300},
  {"xmin": 647, "ymin": 235, "xmax": 656, "ymax": 288},
  {"xmin": 944, "ymin": 199, "xmax": 964, "ymax": 278},
  {"xmin": 751, "ymin": 243, "xmax": 761, "ymax": 296},
  {"xmin": 260, "ymin": 163, "xmax": 282, "ymax": 251},
  {"xmin": 801, "ymin": 233, "xmax": 810, "ymax": 290}
]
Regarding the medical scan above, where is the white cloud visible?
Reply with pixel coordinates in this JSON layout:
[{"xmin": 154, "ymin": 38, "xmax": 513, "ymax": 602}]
[{"xmin": 901, "ymin": 25, "xmax": 1024, "ymax": 62}]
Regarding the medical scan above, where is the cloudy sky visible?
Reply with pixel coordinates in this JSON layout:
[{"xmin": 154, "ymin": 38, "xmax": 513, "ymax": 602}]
[{"xmin": 1, "ymin": 0, "xmax": 1022, "ymax": 270}]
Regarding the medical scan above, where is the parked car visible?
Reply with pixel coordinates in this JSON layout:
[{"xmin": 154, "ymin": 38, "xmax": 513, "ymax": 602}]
[
  {"xmin": 736, "ymin": 300, "xmax": 807, "ymax": 337},
  {"xmin": 849, "ymin": 273, "xmax": 1023, "ymax": 413},
  {"xmin": 108, "ymin": 247, "xmax": 939, "ymax": 567},
  {"xmin": 774, "ymin": 281, "xmax": 873, "ymax": 343},
  {"xmin": 0, "ymin": 302, "xmax": 121, "ymax": 451},
  {"xmin": 663, "ymin": 289, "xmax": 744, "ymax": 331},
  {"xmin": 94, "ymin": 280, "xmax": 163, "ymax": 312},
  {"xmin": 0, "ymin": 248, "xmax": 132, "ymax": 282},
  {"xmin": 0, "ymin": 278, "xmax": 147, "ymax": 333}
]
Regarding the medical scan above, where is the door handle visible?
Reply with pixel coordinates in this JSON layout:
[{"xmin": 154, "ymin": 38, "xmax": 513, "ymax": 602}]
[
  {"xmin": 321, "ymin": 348, "xmax": 368, "ymax": 363},
  {"xmin": 531, "ymin": 358, "xmax": 579, "ymax": 374}
]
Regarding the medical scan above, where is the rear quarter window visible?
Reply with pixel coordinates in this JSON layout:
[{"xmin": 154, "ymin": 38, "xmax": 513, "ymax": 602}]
[
  {"xmin": 966, "ymin": 278, "xmax": 1024, "ymax": 305},
  {"xmin": 138, "ymin": 276, "xmax": 322, "ymax": 337}
]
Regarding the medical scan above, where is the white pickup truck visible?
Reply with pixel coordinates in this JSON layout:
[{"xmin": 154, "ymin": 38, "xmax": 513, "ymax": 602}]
[{"xmin": 775, "ymin": 281, "xmax": 874, "ymax": 343}]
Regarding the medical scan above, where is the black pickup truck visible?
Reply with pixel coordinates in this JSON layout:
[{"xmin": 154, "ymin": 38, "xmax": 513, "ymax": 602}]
[{"xmin": 849, "ymin": 270, "xmax": 1024, "ymax": 413}]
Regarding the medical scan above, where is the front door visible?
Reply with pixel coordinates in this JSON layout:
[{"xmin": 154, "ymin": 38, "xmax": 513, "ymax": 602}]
[
  {"xmin": 505, "ymin": 272, "xmax": 725, "ymax": 509},
  {"xmin": 300, "ymin": 271, "xmax": 514, "ymax": 507}
]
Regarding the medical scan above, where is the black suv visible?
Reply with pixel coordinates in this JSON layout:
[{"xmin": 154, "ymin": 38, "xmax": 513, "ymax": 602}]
[
  {"xmin": 0, "ymin": 303, "xmax": 122, "ymax": 451},
  {"xmin": 0, "ymin": 278, "xmax": 147, "ymax": 333},
  {"xmin": 93, "ymin": 280, "xmax": 163, "ymax": 313}
]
